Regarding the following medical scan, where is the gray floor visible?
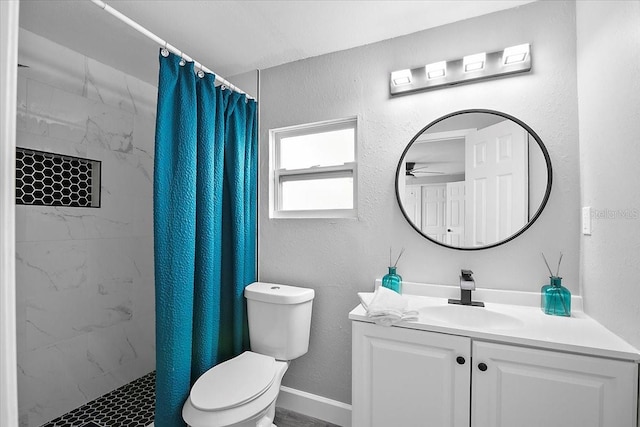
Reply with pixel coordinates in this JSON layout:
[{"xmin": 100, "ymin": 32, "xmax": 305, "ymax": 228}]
[{"xmin": 274, "ymin": 407, "xmax": 341, "ymax": 427}]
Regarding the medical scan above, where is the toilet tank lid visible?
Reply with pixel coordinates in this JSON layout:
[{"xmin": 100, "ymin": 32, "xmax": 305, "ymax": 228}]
[{"xmin": 245, "ymin": 282, "xmax": 315, "ymax": 304}]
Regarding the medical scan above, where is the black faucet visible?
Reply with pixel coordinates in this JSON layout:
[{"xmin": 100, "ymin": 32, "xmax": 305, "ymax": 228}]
[{"xmin": 448, "ymin": 269, "xmax": 484, "ymax": 307}]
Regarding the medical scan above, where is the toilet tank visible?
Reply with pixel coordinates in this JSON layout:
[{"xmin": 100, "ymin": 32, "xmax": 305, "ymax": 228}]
[{"xmin": 244, "ymin": 282, "xmax": 314, "ymax": 361}]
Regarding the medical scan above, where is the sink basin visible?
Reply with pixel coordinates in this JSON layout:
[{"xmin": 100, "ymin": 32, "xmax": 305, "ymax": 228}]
[{"xmin": 419, "ymin": 304, "xmax": 524, "ymax": 330}]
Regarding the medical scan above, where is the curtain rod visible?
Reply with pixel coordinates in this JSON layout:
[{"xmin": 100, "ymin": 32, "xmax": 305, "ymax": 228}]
[{"xmin": 89, "ymin": 0, "xmax": 254, "ymax": 100}]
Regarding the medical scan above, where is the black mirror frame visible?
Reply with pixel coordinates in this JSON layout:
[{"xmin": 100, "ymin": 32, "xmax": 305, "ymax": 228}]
[{"xmin": 395, "ymin": 109, "xmax": 553, "ymax": 251}]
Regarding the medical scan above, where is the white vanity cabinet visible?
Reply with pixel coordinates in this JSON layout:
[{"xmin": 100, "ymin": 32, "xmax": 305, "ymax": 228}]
[
  {"xmin": 472, "ymin": 340, "xmax": 637, "ymax": 427},
  {"xmin": 352, "ymin": 321, "xmax": 471, "ymax": 427},
  {"xmin": 352, "ymin": 320, "xmax": 639, "ymax": 427}
]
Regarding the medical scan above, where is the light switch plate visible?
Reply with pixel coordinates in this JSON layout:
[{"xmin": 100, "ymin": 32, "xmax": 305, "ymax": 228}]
[{"xmin": 582, "ymin": 206, "xmax": 592, "ymax": 235}]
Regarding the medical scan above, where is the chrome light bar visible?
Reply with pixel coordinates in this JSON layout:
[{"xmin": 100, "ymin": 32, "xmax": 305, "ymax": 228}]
[{"xmin": 390, "ymin": 43, "xmax": 531, "ymax": 96}]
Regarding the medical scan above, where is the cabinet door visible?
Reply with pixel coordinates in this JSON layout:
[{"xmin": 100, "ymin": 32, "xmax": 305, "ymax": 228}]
[
  {"xmin": 352, "ymin": 321, "xmax": 471, "ymax": 427},
  {"xmin": 472, "ymin": 341, "xmax": 639, "ymax": 427}
]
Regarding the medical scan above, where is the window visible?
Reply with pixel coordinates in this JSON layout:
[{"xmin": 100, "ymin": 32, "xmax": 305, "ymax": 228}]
[{"xmin": 270, "ymin": 117, "xmax": 357, "ymax": 218}]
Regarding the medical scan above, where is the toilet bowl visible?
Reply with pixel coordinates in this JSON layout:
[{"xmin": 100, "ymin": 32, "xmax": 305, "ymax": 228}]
[
  {"xmin": 183, "ymin": 282, "xmax": 314, "ymax": 427},
  {"xmin": 182, "ymin": 352, "xmax": 289, "ymax": 427}
]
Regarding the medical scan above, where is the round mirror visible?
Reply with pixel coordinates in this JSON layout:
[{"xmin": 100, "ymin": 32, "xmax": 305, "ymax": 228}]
[{"xmin": 396, "ymin": 109, "xmax": 552, "ymax": 250}]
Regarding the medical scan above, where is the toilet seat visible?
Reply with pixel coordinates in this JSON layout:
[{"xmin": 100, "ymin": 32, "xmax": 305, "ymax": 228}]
[
  {"xmin": 183, "ymin": 356, "xmax": 289, "ymax": 427},
  {"xmin": 190, "ymin": 351, "xmax": 277, "ymax": 411}
]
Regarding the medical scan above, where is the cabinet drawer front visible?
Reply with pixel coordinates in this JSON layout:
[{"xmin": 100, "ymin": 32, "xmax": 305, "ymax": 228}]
[
  {"xmin": 472, "ymin": 341, "xmax": 638, "ymax": 427},
  {"xmin": 352, "ymin": 321, "xmax": 471, "ymax": 427}
]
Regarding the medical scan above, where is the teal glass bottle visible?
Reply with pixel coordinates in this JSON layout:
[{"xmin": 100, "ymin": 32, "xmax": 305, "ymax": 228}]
[
  {"xmin": 382, "ymin": 266, "xmax": 402, "ymax": 294},
  {"xmin": 541, "ymin": 276, "xmax": 571, "ymax": 317}
]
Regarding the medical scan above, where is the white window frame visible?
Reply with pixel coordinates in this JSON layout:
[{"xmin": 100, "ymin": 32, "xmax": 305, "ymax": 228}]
[{"xmin": 269, "ymin": 117, "xmax": 358, "ymax": 219}]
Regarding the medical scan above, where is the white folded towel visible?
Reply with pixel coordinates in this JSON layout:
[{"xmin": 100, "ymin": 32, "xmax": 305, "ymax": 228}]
[{"xmin": 358, "ymin": 287, "xmax": 419, "ymax": 326}]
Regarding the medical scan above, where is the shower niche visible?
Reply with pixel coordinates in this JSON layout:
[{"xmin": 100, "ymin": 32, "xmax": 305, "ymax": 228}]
[{"xmin": 16, "ymin": 148, "xmax": 101, "ymax": 208}]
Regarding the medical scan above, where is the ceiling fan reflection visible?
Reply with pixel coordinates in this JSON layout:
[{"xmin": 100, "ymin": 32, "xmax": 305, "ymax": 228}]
[{"xmin": 406, "ymin": 162, "xmax": 445, "ymax": 177}]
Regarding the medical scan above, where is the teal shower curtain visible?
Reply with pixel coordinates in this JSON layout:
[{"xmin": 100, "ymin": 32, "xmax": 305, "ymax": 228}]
[{"xmin": 154, "ymin": 51, "xmax": 257, "ymax": 426}]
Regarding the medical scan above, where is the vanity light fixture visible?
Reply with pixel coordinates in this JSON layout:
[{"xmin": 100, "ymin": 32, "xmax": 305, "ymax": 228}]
[
  {"xmin": 389, "ymin": 43, "xmax": 532, "ymax": 96},
  {"xmin": 463, "ymin": 53, "xmax": 486, "ymax": 72},
  {"xmin": 503, "ymin": 43, "xmax": 530, "ymax": 65},
  {"xmin": 391, "ymin": 69, "xmax": 412, "ymax": 86},
  {"xmin": 425, "ymin": 61, "xmax": 447, "ymax": 79}
]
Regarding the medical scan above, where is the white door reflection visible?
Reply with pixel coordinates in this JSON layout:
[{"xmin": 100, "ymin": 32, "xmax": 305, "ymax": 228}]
[{"xmin": 397, "ymin": 111, "xmax": 550, "ymax": 249}]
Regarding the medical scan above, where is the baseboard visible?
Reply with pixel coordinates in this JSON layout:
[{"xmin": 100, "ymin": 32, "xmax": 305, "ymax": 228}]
[{"xmin": 276, "ymin": 386, "xmax": 352, "ymax": 427}]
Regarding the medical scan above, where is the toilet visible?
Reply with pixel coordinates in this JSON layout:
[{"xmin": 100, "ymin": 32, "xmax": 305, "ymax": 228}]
[{"xmin": 183, "ymin": 282, "xmax": 315, "ymax": 427}]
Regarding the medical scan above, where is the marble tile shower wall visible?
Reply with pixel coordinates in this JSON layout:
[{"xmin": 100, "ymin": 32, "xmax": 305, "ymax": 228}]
[{"xmin": 15, "ymin": 29, "xmax": 157, "ymax": 427}]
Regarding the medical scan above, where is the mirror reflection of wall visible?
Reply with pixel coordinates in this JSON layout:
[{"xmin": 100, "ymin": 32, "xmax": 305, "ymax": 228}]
[{"xmin": 397, "ymin": 110, "xmax": 551, "ymax": 250}]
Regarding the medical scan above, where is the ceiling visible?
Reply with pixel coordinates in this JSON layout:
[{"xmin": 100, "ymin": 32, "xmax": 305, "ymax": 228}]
[{"xmin": 19, "ymin": 0, "xmax": 535, "ymax": 87}]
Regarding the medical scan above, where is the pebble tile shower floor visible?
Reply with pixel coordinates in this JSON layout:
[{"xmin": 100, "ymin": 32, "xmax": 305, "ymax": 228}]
[
  {"xmin": 41, "ymin": 371, "xmax": 155, "ymax": 427},
  {"xmin": 40, "ymin": 370, "xmax": 339, "ymax": 427}
]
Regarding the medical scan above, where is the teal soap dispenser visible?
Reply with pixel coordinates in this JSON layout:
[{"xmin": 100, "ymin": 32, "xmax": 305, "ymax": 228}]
[{"xmin": 541, "ymin": 253, "xmax": 571, "ymax": 317}]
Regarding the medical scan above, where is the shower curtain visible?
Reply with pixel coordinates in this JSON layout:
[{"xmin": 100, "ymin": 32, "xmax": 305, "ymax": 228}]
[{"xmin": 153, "ymin": 51, "xmax": 257, "ymax": 427}]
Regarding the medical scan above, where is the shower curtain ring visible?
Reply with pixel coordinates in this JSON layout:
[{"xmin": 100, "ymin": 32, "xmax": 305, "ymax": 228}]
[
  {"xmin": 197, "ymin": 69, "xmax": 205, "ymax": 78},
  {"xmin": 179, "ymin": 53, "xmax": 186, "ymax": 66},
  {"xmin": 161, "ymin": 42, "xmax": 169, "ymax": 57}
]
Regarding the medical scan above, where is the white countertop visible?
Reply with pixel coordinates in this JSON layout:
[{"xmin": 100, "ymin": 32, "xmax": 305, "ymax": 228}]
[{"xmin": 349, "ymin": 281, "xmax": 640, "ymax": 362}]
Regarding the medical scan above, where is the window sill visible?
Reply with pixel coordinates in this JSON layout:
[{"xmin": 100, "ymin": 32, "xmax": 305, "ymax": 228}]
[{"xmin": 270, "ymin": 209, "xmax": 358, "ymax": 219}]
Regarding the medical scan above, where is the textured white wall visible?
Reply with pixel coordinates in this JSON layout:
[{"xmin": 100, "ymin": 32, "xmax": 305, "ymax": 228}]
[
  {"xmin": 259, "ymin": 1, "xmax": 580, "ymax": 404},
  {"xmin": 577, "ymin": 1, "xmax": 640, "ymax": 350},
  {"xmin": 227, "ymin": 70, "xmax": 259, "ymax": 100}
]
